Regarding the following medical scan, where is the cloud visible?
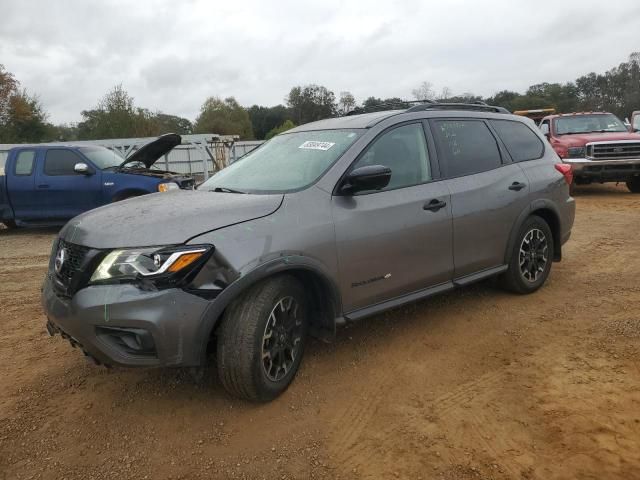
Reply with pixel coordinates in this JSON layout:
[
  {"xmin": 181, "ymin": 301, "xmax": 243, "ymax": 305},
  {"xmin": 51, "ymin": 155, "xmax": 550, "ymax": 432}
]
[{"xmin": 1, "ymin": 0, "xmax": 638, "ymax": 123}]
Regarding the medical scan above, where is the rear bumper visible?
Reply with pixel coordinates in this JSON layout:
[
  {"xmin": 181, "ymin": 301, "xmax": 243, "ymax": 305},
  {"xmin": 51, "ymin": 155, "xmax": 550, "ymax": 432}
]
[
  {"xmin": 41, "ymin": 274, "xmax": 211, "ymax": 367},
  {"xmin": 563, "ymin": 158, "xmax": 640, "ymax": 180}
]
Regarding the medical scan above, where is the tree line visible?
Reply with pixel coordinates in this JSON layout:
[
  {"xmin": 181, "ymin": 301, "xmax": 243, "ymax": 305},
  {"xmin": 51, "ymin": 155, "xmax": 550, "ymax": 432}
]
[{"xmin": 1, "ymin": 52, "xmax": 639, "ymax": 144}]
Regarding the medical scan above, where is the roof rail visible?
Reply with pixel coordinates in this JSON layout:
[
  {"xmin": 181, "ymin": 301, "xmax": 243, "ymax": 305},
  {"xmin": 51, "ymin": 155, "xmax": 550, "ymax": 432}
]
[
  {"xmin": 346, "ymin": 99, "xmax": 437, "ymax": 116},
  {"xmin": 406, "ymin": 102, "xmax": 510, "ymax": 114}
]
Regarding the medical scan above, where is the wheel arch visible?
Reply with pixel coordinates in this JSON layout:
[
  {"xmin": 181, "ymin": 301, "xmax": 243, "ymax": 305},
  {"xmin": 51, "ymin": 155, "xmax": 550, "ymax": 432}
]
[
  {"xmin": 505, "ymin": 200, "xmax": 562, "ymax": 264},
  {"xmin": 194, "ymin": 257, "xmax": 342, "ymax": 364}
]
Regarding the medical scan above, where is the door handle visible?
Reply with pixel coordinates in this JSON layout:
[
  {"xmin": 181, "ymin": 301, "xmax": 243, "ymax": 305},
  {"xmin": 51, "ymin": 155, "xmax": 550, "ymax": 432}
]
[
  {"xmin": 423, "ymin": 199, "xmax": 447, "ymax": 212},
  {"xmin": 508, "ymin": 181, "xmax": 527, "ymax": 191},
  {"xmin": 37, "ymin": 184, "xmax": 50, "ymax": 189}
]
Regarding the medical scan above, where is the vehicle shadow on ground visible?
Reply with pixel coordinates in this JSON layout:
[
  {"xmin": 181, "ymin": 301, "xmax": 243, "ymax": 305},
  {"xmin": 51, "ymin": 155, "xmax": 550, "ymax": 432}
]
[{"xmin": 110, "ymin": 278, "xmax": 505, "ymax": 404}]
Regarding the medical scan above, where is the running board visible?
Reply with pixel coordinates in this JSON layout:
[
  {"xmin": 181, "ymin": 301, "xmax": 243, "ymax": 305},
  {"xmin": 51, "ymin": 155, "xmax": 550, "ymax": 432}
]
[
  {"xmin": 343, "ymin": 264, "xmax": 508, "ymax": 323},
  {"xmin": 453, "ymin": 265, "xmax": 508, "ymax": 287},
  {"xmin": 345, "ymin": 282, "xmax": 454, "ymax": 322}
]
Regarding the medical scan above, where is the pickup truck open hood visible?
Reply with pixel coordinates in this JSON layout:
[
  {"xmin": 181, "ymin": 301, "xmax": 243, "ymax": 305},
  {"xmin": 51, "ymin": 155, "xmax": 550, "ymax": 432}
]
[
  {"xmin": 119, "ymin": 133, "xmax": 182, "ymax": 169},
  {"xmin": 60, "ymin": 191, "xmax": 284, "ymax": 249}
]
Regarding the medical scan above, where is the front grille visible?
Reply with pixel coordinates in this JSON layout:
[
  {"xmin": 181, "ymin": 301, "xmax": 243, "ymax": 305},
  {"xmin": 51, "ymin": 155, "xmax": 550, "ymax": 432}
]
[
  {"xmin": 56, "ymin": 240, "xmax": 90, "ymax": 287},
  {"xmin": 587, "ymin": 142, "xmax": 640, "ymax": 160}
]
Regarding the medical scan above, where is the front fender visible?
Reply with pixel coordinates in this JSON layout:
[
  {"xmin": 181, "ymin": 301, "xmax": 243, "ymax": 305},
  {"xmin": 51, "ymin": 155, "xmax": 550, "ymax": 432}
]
[
  {"xmin": 105, "ymin": 172, "xmax": 159, "ymax": 202},
  {"xmin": 192, "ymin": 255, "xmax": 342, "ymax": 364}
]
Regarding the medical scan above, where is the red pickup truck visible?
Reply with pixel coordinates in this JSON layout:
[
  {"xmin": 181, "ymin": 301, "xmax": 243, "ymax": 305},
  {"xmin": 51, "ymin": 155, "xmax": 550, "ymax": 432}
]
[{"xmin": 539, "ymin": 112, "xmax": 640, "ymax": 193}]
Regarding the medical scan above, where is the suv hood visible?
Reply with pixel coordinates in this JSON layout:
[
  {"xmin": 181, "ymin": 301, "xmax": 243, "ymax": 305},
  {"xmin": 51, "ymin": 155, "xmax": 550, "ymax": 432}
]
[
  {"xmin": 119, "ymin": 133, "xmax": 182, "ymax": 169},
  {"xmin": 555, "ymin": 131, "xmax": 640, "ymax": 147},
  {"xmin": 60, "ymin": 191, "xmax": 284, "ymax": 249}
]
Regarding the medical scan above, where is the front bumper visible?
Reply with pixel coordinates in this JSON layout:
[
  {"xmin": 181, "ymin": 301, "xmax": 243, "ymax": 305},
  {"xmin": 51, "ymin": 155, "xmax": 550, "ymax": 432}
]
[
  {"xmin": 563, "ymin": 157, "xmax": 640, "ymax": 180},
  {"xmin": 42, "ymin": 274, "xmax": 211, "ymax": 367}
]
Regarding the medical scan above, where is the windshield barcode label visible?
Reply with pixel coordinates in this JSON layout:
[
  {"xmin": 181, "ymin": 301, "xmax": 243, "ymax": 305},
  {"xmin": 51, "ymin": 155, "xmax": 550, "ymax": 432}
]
[{"xmin": 299, "ymin": 141, "xmax": 335, "ymax": 151}]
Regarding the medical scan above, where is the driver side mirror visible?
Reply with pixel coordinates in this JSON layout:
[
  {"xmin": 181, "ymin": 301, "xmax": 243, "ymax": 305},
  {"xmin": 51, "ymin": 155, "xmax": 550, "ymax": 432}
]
[
  {"xmin": 540, "ymin": 123, "xmax": 550, "ymax": 138},
  {"xmin": 74, "ymin": 162, "xmax": 93, "ymax": 175},
  {"xmin": 340, "ymin": 165, "xmax": 392, "ymax": 195}
]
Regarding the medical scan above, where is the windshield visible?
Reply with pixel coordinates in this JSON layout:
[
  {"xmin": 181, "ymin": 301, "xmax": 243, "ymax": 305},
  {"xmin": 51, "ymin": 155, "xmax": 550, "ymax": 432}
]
[
  {"xmin": 79, "ymin": 146, "xmax": 124, "ymax": 169},
  {"xmin": 554, "ymin": 114, "xmax": 628, "ymax": 135},
  {"xmin": 633, "ymin": 115, "xmax": 640, "ymax": 131},
  {"xmin": 201, "ymin": 129, "xmax": 362, "ymax": 193}
]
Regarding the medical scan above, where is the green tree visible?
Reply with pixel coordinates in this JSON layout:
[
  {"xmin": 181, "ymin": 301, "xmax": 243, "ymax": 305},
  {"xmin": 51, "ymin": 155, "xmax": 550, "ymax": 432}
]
[
  {"xmin": 286, "ymin": 85, "xmax": 336, "ymax": 124},
  {"xmin": 265, "ymin": 119, "xmax": 296, "ymax": 140},
  {"xmin": 153, "ymin": 113, "xmax": 193, "ymax": 135},
  {"xmin": 247, "ymin": 104, "xmax": 290, "ymax": 139},
  {"xmin": 0, "ymin": 65, "xmax": 48, "ymax": 143},
  {"xmin": 0, "ymin": 65, "xmax": 18, "ymax": 127},
  {"xmin": 350, "ymin": 96, "xmax": 410, "ymax": 114},
  {"xmin": 338, "ymin": 91, "xmax": 356, "ymax": 116},
  {"xmin": 193, "ymin": 96, "xmax": 253, "ymax": 139},
  {"xmin": 486, "ymin": 90, "xmax": 520, "ymax": 111},
  {"xmin": 77, "ymin": 84, "xmax": 158, "ymax": 139},
  {"xmin": 43, "ymin": 123, "xmax": 79, "ymax": 142}
]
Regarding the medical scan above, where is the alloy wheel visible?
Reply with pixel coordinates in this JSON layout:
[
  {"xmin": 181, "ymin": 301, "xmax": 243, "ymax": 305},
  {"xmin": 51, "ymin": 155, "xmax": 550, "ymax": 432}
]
[
  {"xmin": 261, "ymin": 296, "xmax": 303, "ymax": 382},
  {"xmin": 519, "ymin": 228, "xmax": 548, "ymax": 283}
]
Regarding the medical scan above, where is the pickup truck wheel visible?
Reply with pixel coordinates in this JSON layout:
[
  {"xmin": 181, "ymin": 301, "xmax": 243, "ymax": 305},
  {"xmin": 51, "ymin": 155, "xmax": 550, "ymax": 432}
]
[
  {"xmin": 501, "ymin": 215, "xmax": 554, "ymax": 294},
  {"xmin": 2, "ymin": 220, "xmax": 17, "ymax": 229},
  {"xmin": 627, "ymin": 176, "xmax": 640, "ymax": 193},
  {"xmin": 216, "ymin": 275, "xmax": 308, "ymax": 402}
]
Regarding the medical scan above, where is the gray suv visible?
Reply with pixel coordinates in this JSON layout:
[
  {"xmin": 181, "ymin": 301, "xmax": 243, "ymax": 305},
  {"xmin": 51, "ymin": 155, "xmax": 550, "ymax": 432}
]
[{"xmin": 42, "ymin": 103, "xmax": 575, "ymax": 401}]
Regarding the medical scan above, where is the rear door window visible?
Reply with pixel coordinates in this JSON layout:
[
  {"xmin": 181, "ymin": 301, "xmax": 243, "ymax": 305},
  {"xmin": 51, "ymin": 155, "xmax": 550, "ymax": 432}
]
[
  {"xmin": 14, "ymin": 151, "xmax": 36, "ymax": 176},
  {"xmin": 491, "ymin": 120, "xmax": 544, "ymax": 162},
  {"xmin": 44, "ymin": 149, "xmax": 83, "ymax": 176},
  {"xmin": 432, "ymin": 120, "xmax": 502, "ymax": 177}
]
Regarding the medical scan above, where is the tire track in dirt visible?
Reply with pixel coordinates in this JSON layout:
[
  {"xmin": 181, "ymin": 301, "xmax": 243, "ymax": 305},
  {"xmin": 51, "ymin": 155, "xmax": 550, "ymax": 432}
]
[
  {"xmin": 2, "ymin": 185, "xmax": 640, "ymax": 480},
  {"xmin": 327, "ymin": 189, "xmax": 639, "ymax": 479}
]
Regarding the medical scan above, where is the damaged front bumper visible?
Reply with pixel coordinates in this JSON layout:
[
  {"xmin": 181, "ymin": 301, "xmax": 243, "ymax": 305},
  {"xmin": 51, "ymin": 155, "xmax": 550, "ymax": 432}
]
[{"xmin": 42, "ymin": 274, "xmax": 211, "ymax": 368}]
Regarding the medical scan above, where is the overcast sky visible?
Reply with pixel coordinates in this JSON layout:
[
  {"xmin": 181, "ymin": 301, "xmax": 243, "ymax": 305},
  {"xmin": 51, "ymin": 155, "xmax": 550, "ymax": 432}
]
[{"xmin": 1, "ymin": 0, "xmax": 639, "ymax": 124}]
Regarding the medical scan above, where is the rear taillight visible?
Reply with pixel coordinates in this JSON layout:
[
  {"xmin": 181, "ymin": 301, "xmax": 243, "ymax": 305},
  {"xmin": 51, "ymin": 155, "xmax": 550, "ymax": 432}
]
[{"xmin": 555, "ymin": 163, "xmax": 573, "ymax": 186}]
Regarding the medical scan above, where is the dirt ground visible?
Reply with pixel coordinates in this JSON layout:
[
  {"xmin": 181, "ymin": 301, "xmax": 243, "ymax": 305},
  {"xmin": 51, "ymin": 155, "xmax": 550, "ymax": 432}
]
[{"xmin": 1, "ymin": 184, "xmax": 639, "ymax": 480}]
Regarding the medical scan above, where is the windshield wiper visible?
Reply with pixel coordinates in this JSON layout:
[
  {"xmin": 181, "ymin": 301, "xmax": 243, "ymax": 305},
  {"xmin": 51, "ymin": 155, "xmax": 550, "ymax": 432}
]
[{"xmin": 212, "ymin": 187, "xmax": 247, "ymax": 194}]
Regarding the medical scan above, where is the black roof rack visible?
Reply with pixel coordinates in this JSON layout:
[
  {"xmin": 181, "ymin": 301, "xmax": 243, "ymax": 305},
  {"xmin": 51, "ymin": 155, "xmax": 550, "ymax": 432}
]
[
  {"xmin": 346, "ymin": 99, "xmax": 510, "ymax": 116},
  {"xmin": 406, "ymin": 102, "xmax": 510, "ymax": 114}
]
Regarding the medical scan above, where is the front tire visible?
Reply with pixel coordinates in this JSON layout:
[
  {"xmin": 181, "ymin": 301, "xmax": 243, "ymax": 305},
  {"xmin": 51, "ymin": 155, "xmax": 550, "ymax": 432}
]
[
  {"xmin": 627, "ymin": 176, "xmax": 640, "ymax": 193},
  {"xmin": 216, "ymin": 275, "xmax": 308, "ymax": 402},
  {"xmin": 501, "ymin": 215, "xmax": 554, "ymax": 294}
]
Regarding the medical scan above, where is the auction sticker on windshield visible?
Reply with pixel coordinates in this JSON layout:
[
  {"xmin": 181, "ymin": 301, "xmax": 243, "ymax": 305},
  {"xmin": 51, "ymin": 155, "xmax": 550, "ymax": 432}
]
[{"xmin": 299, "ymin": 141, "xmax": 335, "ymax": 151}]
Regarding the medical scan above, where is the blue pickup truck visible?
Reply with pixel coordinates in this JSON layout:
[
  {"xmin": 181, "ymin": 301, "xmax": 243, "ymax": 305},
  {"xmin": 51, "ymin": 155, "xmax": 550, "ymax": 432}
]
[{"xmin": 0, "ymin": 134, "xmax": 194, "ymax": 227}]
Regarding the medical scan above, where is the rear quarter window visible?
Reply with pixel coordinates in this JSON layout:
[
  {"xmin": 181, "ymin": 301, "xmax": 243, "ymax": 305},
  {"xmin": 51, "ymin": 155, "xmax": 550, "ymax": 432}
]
[
  {"xmin": 491, "ymin": 120, "xmax": 544, "ymax": 162},
  {"xmin": 15, "ymin": 151, "xmax": 36, "ymax": 176}
]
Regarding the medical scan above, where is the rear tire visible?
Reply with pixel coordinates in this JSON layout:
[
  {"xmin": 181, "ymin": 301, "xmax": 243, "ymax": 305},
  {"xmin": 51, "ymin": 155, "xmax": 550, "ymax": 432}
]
[
  {"xmin": 501, "ymin": 215, "xmax": 554, "ymax": 294},
  {"xmin": 216, "ymin": 275, "xmax": 308, "ymax": 402},
  {"xmin": 626, "ymin": 176, "xmax": 640, "ymax": 193}
]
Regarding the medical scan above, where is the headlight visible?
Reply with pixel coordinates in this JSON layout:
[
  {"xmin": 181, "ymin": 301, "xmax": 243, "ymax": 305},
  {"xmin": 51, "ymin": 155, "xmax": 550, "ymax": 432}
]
[
  {"xmin": 158, "ymin": 182, "xmax": 179, "ymax": 192},
  {"xmin": 567, "ymin": 147, "xmax": 585, "ymax": 158},
  {"xmin": 90, "ymin": 245, "xmax": 211, "ymax": 284}
]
